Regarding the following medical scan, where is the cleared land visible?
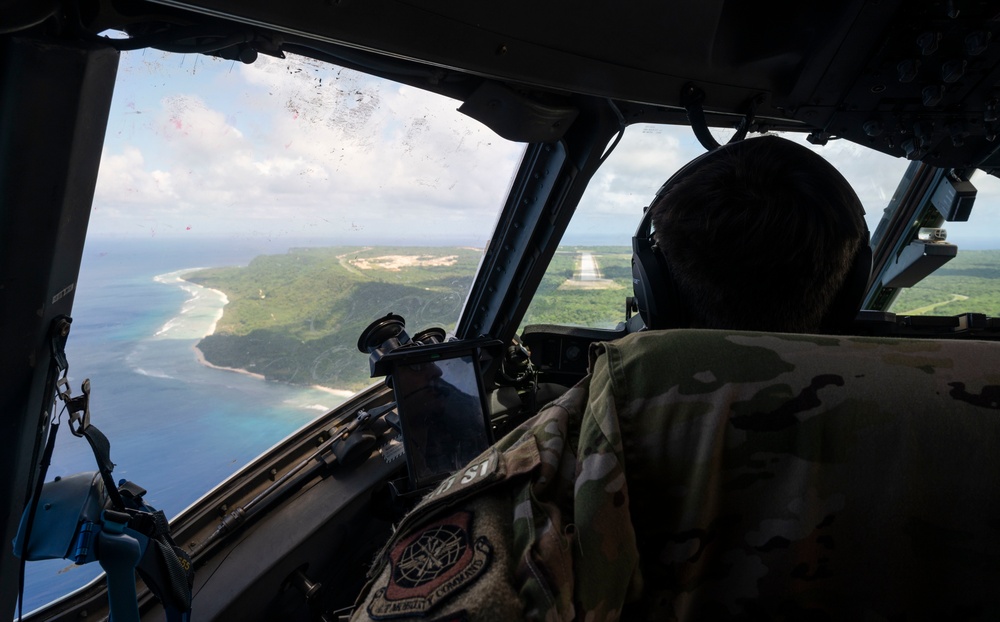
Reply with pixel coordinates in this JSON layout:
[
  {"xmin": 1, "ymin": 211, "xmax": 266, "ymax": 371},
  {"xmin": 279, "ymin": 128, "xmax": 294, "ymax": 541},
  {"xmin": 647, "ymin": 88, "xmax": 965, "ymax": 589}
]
[
  {"xmin": 558, "ymin": 251, "xmax": 622, "ymax": 290},
  {"xmin": 521, "ymin": 247, "xmax": 633, "ymax": 329}
]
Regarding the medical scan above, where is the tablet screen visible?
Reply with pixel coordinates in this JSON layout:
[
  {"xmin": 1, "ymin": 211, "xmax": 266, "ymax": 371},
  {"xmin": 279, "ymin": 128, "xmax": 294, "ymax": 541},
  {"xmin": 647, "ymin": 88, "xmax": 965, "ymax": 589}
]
[{"xmin": 390, "ymin": 350, "xmax": 492, "ymax": 489}]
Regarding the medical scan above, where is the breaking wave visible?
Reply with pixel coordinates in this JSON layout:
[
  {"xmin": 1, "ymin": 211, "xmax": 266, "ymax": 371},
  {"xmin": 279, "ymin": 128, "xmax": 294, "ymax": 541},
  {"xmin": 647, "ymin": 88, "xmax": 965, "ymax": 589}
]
[{"xmin": 152, "ymin": 269, "xmax": 228, "ymax": 339}]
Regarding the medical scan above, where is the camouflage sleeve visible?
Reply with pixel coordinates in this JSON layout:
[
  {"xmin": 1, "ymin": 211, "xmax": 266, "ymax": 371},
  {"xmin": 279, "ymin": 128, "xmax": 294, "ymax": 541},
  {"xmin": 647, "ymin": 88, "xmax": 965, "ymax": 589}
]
[
  {"xmin": 570, "ymin": 345, "xmax": 641, "ymax": 619},
  {"xmin": 350, "ymin": 382, "xmax": 602, "ymax": 621}
]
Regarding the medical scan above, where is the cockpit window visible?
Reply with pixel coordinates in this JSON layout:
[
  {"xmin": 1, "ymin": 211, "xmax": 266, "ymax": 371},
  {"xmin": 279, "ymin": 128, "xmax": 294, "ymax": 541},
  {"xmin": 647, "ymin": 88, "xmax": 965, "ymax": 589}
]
[
  {"xmin": 888, "ymin": 170, "xmax": 1000, "ymax": 316},
  {"xmin": 25, "ymin": 49, "xmax": 522, "ymax": 613},
  {"xmin": 520, "ymin": 125, "xmax": 910, "ymax": 331}
]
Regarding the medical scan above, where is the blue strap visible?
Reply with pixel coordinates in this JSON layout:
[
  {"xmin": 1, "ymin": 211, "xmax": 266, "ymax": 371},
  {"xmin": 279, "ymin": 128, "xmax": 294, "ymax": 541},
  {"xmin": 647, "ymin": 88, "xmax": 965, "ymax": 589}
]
[{"xmin": 98, "ymin": 511, "xmax": 144, "ymax": 622}]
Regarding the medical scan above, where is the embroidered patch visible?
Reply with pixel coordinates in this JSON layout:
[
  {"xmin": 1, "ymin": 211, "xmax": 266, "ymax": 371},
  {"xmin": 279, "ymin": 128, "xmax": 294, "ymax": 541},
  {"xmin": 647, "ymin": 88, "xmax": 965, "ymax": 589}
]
[
  {"xmin": 368, "ymin": 511, "xmax": 492, "ymax": 619},
  {"xmin": 423, "ymin": 451, "xmax": 499, "ymax": 504}
]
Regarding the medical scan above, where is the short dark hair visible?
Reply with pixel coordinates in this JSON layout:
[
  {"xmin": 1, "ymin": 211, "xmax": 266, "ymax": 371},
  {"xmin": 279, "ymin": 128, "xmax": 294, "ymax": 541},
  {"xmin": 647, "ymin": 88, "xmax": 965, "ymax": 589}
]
[{"xmin": 651, "ymin": 135, "xmax": 867, "ymax": 333}]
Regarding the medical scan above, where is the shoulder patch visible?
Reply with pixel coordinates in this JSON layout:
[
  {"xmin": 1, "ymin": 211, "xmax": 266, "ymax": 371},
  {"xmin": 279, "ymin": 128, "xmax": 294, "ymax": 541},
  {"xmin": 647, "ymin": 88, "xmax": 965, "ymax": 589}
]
[
  {"xmin": 368, "ymin": 510, "xmax": 492, "ymax": 619},
  {"xmin": 424, "ymin": 451, "xmax": 500, "ymax": 504}
]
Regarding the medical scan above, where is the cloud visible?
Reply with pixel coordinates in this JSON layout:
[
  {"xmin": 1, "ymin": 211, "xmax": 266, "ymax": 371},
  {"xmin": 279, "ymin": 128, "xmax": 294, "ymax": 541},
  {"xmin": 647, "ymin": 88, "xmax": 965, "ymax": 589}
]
[
  {"xmin": 577, "ymin": 127, "xmax": 688, "ymax": 216},
  {"xmin": 563, "ymin": 126, "xmax": 916, "ymax": 243},
  {"xmin": 157, "ymin": 94, "xmax": 246, "ymax": 158},
  {"xmin": 95, "ymin": 146, "xmax": 176, "ymax": 203},
  {"xmin": 93, "ymin": 52, "xmax": 523, "ymax": 240}
]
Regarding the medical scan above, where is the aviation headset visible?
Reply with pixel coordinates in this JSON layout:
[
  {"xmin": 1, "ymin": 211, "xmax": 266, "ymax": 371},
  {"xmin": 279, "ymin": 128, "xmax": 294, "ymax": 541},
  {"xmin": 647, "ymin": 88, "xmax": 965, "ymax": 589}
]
[{"xmin": 631, "ymin": 139, "xmax": 872, "ymax": 332}]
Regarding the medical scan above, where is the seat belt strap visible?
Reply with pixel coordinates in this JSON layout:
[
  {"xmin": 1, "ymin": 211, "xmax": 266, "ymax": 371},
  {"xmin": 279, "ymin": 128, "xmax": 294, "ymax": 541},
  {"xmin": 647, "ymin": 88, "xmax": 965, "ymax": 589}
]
[
  {"xmin": 81, "ymin": 424, "xmax": 127, "ymax": 511},
  {"xmin": 60, "ymin": 377, "xmax": 127, "ymax": 511}
]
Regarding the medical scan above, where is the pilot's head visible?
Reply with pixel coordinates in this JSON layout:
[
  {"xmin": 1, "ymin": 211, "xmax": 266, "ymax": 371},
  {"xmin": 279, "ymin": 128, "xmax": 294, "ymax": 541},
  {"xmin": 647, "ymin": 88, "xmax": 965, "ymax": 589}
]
[{"xmin": 647, "ymin": 135, "xmax": 869, "ymax": 333}]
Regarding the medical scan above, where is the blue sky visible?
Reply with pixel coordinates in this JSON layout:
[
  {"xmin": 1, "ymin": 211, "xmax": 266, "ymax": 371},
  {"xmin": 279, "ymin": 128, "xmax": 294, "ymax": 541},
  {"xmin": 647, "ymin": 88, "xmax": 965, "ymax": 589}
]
[{"xmin": 92, "ymin": 49, "xmax": 1000, "ymax": 249}]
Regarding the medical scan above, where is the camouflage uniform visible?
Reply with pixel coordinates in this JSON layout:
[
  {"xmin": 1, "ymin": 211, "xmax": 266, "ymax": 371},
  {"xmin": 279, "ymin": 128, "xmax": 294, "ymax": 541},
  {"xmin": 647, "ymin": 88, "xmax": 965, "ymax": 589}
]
[{"xmin": 352, "ymin": 329, "xmax": 1000, "ymax": 621}]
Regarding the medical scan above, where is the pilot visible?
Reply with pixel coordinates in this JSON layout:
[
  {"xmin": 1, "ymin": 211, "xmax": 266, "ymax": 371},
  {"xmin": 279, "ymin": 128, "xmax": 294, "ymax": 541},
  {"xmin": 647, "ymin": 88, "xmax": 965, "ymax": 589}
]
[
  {"xmin": 632, "ymin": 134, "xmax": 870, "ymax": 334},
  {"xmin": 350, "ymin": 137, "xmax": 997, "ymax": 620}
]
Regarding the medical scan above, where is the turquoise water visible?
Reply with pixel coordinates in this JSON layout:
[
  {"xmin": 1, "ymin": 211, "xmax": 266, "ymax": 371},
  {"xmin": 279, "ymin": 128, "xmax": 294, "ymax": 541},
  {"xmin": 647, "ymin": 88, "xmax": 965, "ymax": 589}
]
[{"xmin": 20, "ymin": 237, "xmax": 352, "ymax": 615}]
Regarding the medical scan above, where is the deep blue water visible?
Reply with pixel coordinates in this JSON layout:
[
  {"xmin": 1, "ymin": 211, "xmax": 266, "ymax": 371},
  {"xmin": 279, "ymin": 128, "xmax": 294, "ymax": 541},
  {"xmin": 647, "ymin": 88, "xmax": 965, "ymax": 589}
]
[{"xmin": 20, "ymin": 237, "xmax": 351, "ymax": 615}]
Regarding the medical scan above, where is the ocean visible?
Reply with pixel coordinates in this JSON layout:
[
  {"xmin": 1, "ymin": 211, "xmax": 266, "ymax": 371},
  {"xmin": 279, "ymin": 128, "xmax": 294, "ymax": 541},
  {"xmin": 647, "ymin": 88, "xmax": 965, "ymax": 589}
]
[{"xmin": 20, "ymin": 237, "xmax": 352, "ymax": 615}]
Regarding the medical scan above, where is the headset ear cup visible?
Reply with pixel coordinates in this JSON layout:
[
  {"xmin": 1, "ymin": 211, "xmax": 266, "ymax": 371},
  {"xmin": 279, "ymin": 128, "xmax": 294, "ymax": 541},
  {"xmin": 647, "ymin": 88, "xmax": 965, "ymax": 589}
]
[
  {"xmin": 631, "ymin": 233, "xmax": 659, "ymax": 328},
  {"xmin": 632, "ymin": 221, "xmax": 683, "ymax": 329},
  {"xmin": 820, "ymin": 240, "xmax": 872, "ymax": 333},
  {"xmin": 632, "ymin": 148, "xmax": 723, "ymax": 330}
]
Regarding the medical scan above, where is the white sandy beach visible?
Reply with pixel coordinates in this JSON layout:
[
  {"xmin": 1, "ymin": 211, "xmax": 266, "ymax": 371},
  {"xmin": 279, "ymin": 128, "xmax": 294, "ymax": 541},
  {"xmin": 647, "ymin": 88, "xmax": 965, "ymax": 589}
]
[
  {"xmin": 310, "ymin": 385, "xmax": 355, "ymax": 398},
  {"xmin": 191, "ymin": 342, "xmax": 267, "ymax": 381},
  {"xmin": 172, "ymin": 270, "xmax": 355, "ymax": 397}
]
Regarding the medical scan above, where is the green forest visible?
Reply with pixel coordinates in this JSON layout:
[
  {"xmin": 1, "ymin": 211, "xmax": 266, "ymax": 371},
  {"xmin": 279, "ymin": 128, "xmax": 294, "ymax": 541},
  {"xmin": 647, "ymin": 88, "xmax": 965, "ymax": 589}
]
[
  {"xmin": 888, "ymin": 249, "xmax": 1000, "ymax": 315},
  {"xmin": 186, "ymin": 246, "xmax": 483, "ymax": 391}
]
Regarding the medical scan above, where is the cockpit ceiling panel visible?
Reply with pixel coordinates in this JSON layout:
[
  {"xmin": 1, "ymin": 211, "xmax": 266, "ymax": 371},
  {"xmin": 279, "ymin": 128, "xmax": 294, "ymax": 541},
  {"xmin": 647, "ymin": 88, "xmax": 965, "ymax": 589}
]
[{"xmin": 132, "ymin": 0, "xmax": 880, "ymax": 111}]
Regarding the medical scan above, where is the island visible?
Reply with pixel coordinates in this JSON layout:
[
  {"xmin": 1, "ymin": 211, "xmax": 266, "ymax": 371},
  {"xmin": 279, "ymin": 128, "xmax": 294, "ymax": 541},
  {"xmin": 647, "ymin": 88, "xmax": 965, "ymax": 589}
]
[
  {"xmin": 183, "ymin": 245, "xmax": 636, "ymax": 391},
  {"xmin": 185, "ymin": 246, "xmax": 483, "ymax": 391},
  {"xmin": 184, "ymin": 244, "xmax": 998, "ymax": 391}
]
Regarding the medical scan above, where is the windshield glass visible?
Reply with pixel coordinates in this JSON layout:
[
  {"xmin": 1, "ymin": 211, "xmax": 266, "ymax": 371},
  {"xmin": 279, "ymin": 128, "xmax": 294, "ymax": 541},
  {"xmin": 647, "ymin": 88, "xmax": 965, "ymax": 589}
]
[
  {"xmin": 521, "ymin": 125, "xmax": 912, "ymax": 330},
  {"xmin": 24, "ymin": 48, "xmax": 521, "ymax": 613}
]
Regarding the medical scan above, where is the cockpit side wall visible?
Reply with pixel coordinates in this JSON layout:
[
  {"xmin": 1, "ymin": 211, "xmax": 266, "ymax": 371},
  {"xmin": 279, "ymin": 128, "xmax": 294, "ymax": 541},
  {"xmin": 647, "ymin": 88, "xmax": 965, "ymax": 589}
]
[{"xmin": 0, "ymin": 37, "xmax": 118, "ymax": 619}]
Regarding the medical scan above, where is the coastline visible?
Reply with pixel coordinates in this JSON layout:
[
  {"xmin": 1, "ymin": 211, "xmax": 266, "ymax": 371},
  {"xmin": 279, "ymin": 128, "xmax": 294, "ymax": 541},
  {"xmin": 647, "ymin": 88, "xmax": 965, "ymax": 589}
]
[
  {"xmin": 310, "ymin": 385, "xmax": 356, "ymax": 398},
  {"xmin": 175, "ymin": 271, "xmax": 356, "ymax": 398},
  {"xmin": 191, "ymin": 344, "xmax": 356, "ymax": 397},
  {"xmin": 202, "ymin": 285, "xmax": 228, "ymax": 337},
  {"xmin": 192, "ymin": 343, "xmax": 268, "ymax": 381},
  {"xmin": 192, "ymin": 341, "xmax": 356, "ymax": 396}
]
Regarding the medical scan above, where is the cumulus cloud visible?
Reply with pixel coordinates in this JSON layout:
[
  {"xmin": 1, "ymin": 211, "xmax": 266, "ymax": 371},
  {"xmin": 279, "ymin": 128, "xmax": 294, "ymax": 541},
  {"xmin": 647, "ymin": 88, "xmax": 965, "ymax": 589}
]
[
  {"xmin": 93, "ymin": 52, "xmax": 522, "ymax": 241},
  {"xmin": 564, "ymin": 125, "xmax": 914, "ymax": 243},
  {"xmin": 95, "ymin": 146, "xmax": 176, "ymax": 204}
]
